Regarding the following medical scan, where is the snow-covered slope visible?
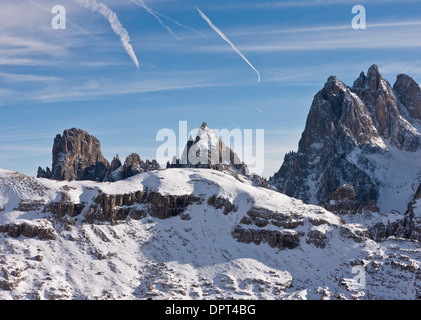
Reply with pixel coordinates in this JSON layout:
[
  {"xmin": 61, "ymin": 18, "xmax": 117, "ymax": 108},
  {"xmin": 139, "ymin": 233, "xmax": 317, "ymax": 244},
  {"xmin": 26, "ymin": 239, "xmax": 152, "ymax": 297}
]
[{"xmin": 0, "ymin": 168, "xmax": 420, "ymax": 300}]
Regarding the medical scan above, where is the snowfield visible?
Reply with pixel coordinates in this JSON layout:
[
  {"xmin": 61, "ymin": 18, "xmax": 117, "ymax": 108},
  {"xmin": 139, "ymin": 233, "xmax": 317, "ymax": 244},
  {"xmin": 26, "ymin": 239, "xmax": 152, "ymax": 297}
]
[{"xmin": 0, "ymin": 168, "xmax": 420, "ymax": 300}]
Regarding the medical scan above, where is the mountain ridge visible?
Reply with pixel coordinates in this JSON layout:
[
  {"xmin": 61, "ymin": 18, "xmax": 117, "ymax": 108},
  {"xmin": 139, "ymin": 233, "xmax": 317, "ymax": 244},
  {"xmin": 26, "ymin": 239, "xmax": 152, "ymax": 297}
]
[
  {"xmin": 1, "ymin": 167, "xmax": 420, "ymax": 299},
  {"xmin": 270, "ymin": 64, "xmax": 421, "ymax": 214}
]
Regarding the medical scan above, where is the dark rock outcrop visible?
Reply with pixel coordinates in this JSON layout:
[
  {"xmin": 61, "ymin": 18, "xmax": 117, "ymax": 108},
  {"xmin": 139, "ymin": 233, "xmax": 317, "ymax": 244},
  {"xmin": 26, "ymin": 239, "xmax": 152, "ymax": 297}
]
[
  {"xmin": 110, "ymin": 155, "xmax": 122, "ymax": 172},
  {"xmin": 393, "ymin": 74, "xmax": 421, "ymax": 122},
  {"xmin": 324, "ymin": 184, "xmax": 379, "ymax": 215},
  {"xmin": 207, "ymin": 195, "xmax": 237, "ymax": 215},
  {"xmin": 38, "ymin": 129, "xmax": 160, "ymax": 182},
  {"xmin": 231, "ymin": 226, "xmax": 300, "ymax": 250},
  {"xmin": 405, "ymin": 183, "xmax": 421, "ymax": 242},
  {"xmin": 305, "ymin": 229, "xmax": 327, "ymax": 248},
  {"xmin": 107, "ymin": 153, "xmax": 160, "ymax": 181},
  {"xmin": 324, "ymin": 185, "xmax": 408, "ymax": 242},
  {"xmin": 37, "ymin": 128, "xmax": 110, "ymax": 181},
  {"xmin": 80, "ymin": 190, "xmax": 202, "ymax": 224},
  {"xmin": 0, "ymin": 223, "xmax": 57, "ymax": 240}
]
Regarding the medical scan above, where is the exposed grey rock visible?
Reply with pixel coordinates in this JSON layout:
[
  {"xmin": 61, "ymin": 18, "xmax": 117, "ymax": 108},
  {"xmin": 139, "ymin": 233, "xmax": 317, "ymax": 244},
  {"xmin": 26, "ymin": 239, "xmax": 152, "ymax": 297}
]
[
  {"xmin": 38, "ymin": 129, "xmax": 160, "ymax": 182},
  {"xmin": 405, "ymin": 183, "xmax": 421, "ymax": 242},
  {"xmin": 339, "ymin": 224, "xmax": 370, "ymax": 243},
  {"xmin": 37, "ymin": 128, "xmax": 110, "ymax": 181},
  {"xmin": 207, "ymin": 195, "xmax": 237, "ymax": 215},
  {"xmin": 353, "ymin": 65, "xmax": 420, "ymax": 152},
  {"xmin": 14, "ymin": 200, "xmax": 46, "ymax": 212},
  {"xmin": 324, "ymin": 184, "xmax": 379, "ymax": 215},
  {"xmin": 394, "ymin": 74, "xmax": 421, "ymax": 121},
  {"xmin": 107, "ymin": 153, "xmax": 160, "ymax": 181},
  {"xmin": 110, "ymin": 154, "xmax": 122, "ymax": 172},
  {"xmin": 367, "ymin": 219, "xmax": 407, "ymax": 242},
  {"xmin": 270, "ymin": 65, "xmax": 421, "ymax": 210},
  {"xmin": 231, "ymin": 226, "xmax": 300, "ymax": 249},
  {"xmin": 71, "ymin": 190, "xmax": 203, "ymax": 224},
  {"xmin": 0, "ymin": 223, "xmax": 57, "ymax": 240},
  {"xmin": 305, "ymin": 229, "xmax": 327, "ymax": 249}
]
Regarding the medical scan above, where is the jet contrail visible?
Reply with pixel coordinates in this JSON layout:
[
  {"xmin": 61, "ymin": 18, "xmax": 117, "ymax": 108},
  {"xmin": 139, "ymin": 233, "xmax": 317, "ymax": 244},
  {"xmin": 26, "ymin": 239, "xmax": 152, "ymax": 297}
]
[
  {"xmin": 131, "ymin": 0, "xmax": 179, "ymax": 40},
  {"xmin": 196, "ymin": 7, "xmax": 261, "ymax": 83},
  {"xmin": 130, "ymin": 0, "xmax": 204, "ymax": 37},
  {"xmin": 76, "ymin": 0, "xmax": 140, "ymax": 69},
  {"xmin": 153, "ymin": 10, "xmax": 205, "ymax": 37}
]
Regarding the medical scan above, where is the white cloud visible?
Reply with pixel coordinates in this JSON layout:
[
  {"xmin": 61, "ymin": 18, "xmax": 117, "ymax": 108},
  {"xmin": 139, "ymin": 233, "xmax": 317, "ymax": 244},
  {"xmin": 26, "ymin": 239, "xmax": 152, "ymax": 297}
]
[
  {"xmin": 193, "ymin": 21, "xmax": 421, "ymax": 53},
  {"xmin": 0, "ymin": 72, "xmax": 61, "ymax": 83}
]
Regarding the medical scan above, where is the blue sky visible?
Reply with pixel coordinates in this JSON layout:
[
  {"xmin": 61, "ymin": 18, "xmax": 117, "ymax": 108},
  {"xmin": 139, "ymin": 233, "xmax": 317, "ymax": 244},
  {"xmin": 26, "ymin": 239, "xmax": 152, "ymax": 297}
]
[{"xmin": 1, "ymin": 0, "xmax": 421, "ymax": 178}]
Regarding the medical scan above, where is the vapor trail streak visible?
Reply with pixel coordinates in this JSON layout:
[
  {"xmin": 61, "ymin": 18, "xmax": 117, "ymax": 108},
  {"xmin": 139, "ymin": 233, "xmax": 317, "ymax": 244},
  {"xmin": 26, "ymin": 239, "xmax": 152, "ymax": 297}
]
[
  {"xmin": 196, "ymin": 7, "xmax": 260, "ymax": 83},
  {"xmin": 153, "ymin": 11, "xmax": 205, "ymax": 37},
  {"xmin": 131, "ymin": 0, "xmax": 179, "ymax": 40},
  {"xmin": 76, "ymin": 0, "xmax": 140, "ymax": 69}
]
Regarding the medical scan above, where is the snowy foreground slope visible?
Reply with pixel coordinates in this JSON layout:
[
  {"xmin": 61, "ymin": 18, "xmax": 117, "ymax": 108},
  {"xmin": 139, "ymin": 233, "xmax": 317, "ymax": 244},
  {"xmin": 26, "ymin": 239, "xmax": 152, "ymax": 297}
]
[{"xmin": 0, "ymin": 168, "xmax": 420, "ymax": 300}]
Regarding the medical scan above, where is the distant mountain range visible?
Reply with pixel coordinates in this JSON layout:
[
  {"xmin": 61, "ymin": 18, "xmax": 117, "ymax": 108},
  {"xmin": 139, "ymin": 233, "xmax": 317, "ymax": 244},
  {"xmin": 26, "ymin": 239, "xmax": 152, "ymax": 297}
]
[{"xmin": 1, "ymin": 64, "xmax": 420, "ymax": 300}]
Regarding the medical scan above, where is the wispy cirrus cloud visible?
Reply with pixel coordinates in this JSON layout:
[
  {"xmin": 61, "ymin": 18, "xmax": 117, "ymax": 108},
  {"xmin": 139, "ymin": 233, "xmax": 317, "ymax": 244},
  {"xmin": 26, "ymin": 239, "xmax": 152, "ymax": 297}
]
[
  {"xmin": 208, "ymin": 0, "xmax": 421, "ymax": 10},
  {"xmin": 193, "ymin": 20, "xmax": 421, "ymax": 53},
  {"xmin": 0, "ymin": 72, "xmax": 61, "ymax": 83}
]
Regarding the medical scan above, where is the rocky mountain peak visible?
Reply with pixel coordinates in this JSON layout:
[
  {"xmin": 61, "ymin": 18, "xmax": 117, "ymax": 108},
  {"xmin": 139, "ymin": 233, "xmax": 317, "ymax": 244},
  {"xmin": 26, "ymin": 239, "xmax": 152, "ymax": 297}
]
[
  {"xmin": 325, "ymin": 75, "xmax": 345, "ymax": 89},
  {"xmin": 200, "ymin": 122, "xmax": 208, "ymax": 129},
  {"xmin": 38, "ymin": 128, "xmax": 110, "ymax": 181},
  {"xmin": 271, "ymin": 65, "xmax": 421, "ymax": 213},
  {"xmin": 367, "ymin": 63, "xmax": 382, "ymax": 80},
  {"xmin": 170, "ymin": 122, "xmax": 249, "ymax": 176},
  {"xmin": 353, "ymin": 64, "xmax": 383, "ymax": 92},
  {"xmin": 351, "ymin": 65, "xmax": 420, "ymax": 151},
  {"xmin": 108, "ymin": 153, "xmax": 160, "ymax": 181},
  {"xmin": 110, "ymin": 154, "xmax": 122, "ymax": 172},
  {"xmin": 353, "ymin": 64, "xmax": 385, "ymax": 93},
  {"xmin": 38, "ymin": 129, "xmax": 160, "ymax": 182},
  {"xmin": 393, "ymin": 73, "xmax": 421, "ymax": 121}
]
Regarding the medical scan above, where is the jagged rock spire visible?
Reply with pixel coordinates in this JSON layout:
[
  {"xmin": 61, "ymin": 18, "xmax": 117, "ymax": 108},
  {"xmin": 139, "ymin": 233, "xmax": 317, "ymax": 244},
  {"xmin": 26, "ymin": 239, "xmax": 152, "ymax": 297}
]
[{"xmin": 270, "ymin": 65, "xmax": 421, "ymax": 213}]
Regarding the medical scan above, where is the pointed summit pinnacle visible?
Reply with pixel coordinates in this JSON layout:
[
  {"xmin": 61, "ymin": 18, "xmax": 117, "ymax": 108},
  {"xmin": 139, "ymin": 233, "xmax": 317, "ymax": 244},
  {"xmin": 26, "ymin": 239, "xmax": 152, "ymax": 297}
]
[
  {"xmin": 200, "ymin": 122, "xmax": 208, "ymax": 129},
  {"xmin": 367, "ymin": 64, "xmax": 380, "ymax": 77}
]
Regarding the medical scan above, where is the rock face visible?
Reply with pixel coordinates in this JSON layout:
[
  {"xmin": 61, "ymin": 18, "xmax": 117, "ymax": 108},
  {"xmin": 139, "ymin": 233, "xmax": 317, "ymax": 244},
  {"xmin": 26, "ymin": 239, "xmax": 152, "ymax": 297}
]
[
  {"xmin": 38, "ymin": 128, "xmax": 110, "ymax": 181},
  {"xmin": 107, "ymin": 153, "xmax": 160, "ymax": 182},
  {"xmin": 393, "ymin": 74, "xmax": 421, "ymax": 121},
  {"xmin": 353, "ymin": 65, "xmax": 420, "ymax": 152},
  {"xmin": 0, "ymin": 223, "xmax": 57, "ymax": 240},
  {"xmin": 324, "ymin": 184, "xmax": 379, "ymax": 215},
  {"xmin": 169, "ymin": 122, "xmax": 249, "ymax": 176},
  {"xmin": 38, "ymin": 129, "xmax": 160, "ymax": 182},
  {"xmin": 270, "ymin": 65, "xmax": 421, "ymax": 213},
  {"xmin": 323, "ymin": 184, "xmax": 408, "ymax": 242},
  {"xmin": 405, "ymin": 183, "xmax": 421, "ymax": 242}
]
